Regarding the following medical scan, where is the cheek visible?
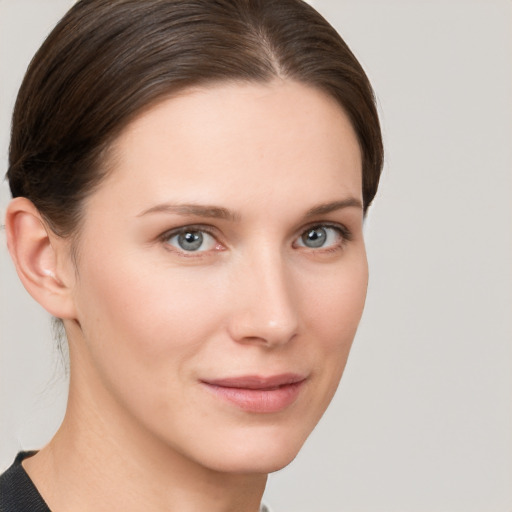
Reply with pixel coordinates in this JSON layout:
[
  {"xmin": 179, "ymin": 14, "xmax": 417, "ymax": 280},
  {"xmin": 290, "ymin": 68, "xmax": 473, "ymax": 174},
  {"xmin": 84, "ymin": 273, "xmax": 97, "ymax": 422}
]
[
  {"xmin": 71, "ymin": 251, "xmax": 231, "ymax": 438},
  {"xmin": 73, "ymin": 247, "xmax": 227, "ymax": 393},
  {"xmin": 301, "ymin": 253, "xmax": 368, "ymax": 346},
  {"xmin": 298, "ymin": 253, "xmax": 368, "ymax": 394}
]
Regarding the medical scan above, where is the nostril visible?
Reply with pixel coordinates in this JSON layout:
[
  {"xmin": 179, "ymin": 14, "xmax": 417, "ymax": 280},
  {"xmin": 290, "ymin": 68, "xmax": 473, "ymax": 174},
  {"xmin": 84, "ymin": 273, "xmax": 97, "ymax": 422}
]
[{"xmin": 227, "ymin": 312, "xmax": 299, "ymax": 348}]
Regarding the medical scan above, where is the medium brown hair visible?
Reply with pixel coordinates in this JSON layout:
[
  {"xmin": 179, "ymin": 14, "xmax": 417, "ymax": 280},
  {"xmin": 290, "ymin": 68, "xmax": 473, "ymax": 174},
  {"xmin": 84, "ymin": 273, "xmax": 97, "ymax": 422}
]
[{"xmin": 7, "ymin": 0, "xmax": 383, "ymax": 236}]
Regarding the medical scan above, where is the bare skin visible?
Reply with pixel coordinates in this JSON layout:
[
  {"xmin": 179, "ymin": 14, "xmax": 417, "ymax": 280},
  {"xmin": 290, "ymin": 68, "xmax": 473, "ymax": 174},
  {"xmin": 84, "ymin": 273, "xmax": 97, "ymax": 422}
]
[{"xmin": 7, "ymin": 80, "xmax": 367, "ymax": 512}]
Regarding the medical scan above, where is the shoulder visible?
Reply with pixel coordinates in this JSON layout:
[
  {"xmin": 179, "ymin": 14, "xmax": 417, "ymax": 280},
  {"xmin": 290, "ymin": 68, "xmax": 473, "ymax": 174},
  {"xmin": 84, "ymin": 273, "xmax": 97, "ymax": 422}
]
[{"xmin": 0, "ymin": 452, "xmax": 50, "ymax": 512}]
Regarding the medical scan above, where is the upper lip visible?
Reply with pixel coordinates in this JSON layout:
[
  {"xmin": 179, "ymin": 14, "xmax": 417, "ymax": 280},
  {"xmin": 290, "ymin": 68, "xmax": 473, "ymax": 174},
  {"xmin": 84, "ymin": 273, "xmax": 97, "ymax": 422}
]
[{"xmin": 202, "ymin": 374, "xmax": 306, "ymax": 390}]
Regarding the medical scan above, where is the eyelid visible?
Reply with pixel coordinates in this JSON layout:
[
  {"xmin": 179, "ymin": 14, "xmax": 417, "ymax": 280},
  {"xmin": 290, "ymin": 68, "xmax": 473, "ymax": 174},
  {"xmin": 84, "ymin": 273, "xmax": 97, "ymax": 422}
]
[
  {"xmin": 299, "ymin": 221, "xmax": 352, "ymax": 239},
  {"xmin": 158, "ymin": 224, "xmax": 224, "ymax": 255},
  {"xmin": 156, "ymin": 221, "xmax": 352, "ymax": 257},
  {"xmin": 293, "ymin": 222, "xmax": 352, "ymax": 250}
]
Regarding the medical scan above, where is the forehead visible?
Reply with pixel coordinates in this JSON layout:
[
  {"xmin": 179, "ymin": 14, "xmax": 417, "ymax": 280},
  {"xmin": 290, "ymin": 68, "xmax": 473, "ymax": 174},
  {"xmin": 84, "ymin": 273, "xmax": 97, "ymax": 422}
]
[{"xmin": 90, "ymin": 80, "xmax": 362, "ymax": 217}]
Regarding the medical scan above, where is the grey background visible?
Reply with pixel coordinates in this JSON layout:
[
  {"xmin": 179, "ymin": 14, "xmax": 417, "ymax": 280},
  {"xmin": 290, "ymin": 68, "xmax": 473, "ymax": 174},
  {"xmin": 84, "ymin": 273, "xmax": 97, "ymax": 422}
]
[{"xmin": 1, "ymin": 1, "xmax": 511, "ymax": 511}]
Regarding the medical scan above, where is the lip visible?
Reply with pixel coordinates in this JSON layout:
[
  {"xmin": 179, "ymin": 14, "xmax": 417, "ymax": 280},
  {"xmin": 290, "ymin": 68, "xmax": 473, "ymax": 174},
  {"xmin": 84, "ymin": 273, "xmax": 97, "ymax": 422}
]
[{"xmin": 200, "ymin": 374, "xmax": 306, "ymax": 413}]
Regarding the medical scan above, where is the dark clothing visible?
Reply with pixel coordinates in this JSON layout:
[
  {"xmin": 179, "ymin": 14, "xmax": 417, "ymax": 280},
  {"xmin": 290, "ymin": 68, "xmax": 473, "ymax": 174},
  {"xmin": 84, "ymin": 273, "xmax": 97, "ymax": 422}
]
[{"xmin": 0, "ymin": 452, "xmax": 51, "ymax": 511}]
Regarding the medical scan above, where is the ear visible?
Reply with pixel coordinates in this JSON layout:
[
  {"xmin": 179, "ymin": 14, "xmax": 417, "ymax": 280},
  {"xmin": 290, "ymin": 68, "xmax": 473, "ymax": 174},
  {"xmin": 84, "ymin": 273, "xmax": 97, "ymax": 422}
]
[{"xmin": 5, "ymin": 197, "xmax": 77, "ymax": 319}]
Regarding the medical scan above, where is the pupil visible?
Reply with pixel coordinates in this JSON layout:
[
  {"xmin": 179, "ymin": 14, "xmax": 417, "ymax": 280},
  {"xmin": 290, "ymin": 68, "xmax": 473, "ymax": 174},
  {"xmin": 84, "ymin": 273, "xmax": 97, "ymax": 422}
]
[
  {"xmin": 303, "ymin": 228, "xmax": 326, "ymax": 248},
  {"xmin": 179, "ymin": 231, "xmax": 203, "ymax": 251}
]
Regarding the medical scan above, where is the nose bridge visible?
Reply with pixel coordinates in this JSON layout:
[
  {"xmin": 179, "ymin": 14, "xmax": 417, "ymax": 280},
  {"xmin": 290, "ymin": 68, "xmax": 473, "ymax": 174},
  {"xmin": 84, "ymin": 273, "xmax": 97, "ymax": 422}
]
[{"xmin": 228, "ymin": 242, "xmax": 299, "ymax": 347}]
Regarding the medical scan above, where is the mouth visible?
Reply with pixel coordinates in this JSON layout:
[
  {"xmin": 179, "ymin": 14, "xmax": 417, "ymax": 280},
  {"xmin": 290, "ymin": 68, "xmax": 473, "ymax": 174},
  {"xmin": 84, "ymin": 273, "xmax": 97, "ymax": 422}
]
[{"xmin": 200, "ymin": 374, "xmax": 307, "ymax": 413}]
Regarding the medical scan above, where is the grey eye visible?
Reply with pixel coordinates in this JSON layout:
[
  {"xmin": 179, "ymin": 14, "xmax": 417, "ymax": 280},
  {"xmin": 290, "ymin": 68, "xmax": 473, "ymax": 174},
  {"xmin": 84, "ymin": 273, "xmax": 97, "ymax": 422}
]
[
  {"xmin": 296, "ymin": 225, "xmax": 345, "ymax": 250},
  {"xmin": 166, "ymin": 229, "xmax": 217, "ymax": 252},
  {"xmin": 177, "ymin": 231, "xmax": 204, "ymax": 251},
  {"xmin": 301, "ymin": 227, "xmax": 328, "ymax": 248}
]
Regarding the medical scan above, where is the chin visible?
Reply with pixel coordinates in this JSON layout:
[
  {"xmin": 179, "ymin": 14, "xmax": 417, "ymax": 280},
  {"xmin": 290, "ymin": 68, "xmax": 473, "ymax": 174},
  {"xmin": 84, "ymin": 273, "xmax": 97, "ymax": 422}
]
[
  {"xmin": 188, "ymin": 421, "xmax": 314, "ymax": 475},
  {"xmin": 206, "ymin": 446, "xmax": 302, "ymax": 475}
]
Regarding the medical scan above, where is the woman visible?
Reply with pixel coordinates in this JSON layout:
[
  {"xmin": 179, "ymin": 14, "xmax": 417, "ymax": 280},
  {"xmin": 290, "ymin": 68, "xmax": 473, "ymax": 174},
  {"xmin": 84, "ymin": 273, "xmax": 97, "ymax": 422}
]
[{"xmin": 1, "ymin": 0, "xmax": 383, "ymax": 510}]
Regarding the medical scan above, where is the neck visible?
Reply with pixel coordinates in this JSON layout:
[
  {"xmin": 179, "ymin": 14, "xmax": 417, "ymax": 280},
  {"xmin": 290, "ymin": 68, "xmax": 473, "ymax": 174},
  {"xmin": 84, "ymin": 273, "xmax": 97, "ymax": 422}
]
[{"xmin": 23, "ymin": 350, "xmax": 267, "ymax": 512}]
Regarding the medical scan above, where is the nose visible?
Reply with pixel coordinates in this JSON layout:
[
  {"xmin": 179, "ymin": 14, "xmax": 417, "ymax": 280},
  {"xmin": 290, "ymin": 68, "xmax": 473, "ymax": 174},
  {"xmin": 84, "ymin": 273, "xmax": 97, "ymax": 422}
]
[{"xmin": 227, "ymin": 248, "xmax": 299, "ymax": 348}]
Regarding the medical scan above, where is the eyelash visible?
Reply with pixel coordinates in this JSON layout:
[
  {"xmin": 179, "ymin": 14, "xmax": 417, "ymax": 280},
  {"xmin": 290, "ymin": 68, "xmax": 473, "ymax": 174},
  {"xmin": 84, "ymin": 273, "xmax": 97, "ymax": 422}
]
[
  {"xmin": 158, "ymin": 222, "xmax": 352, "ymax": 257},
  {"xmin": 159, "ymin": 224, "xmax": 220, "ymax": 258},
  {"xmin": 295, "ymin": 223, "xmax": 353, "ymax": 253}
]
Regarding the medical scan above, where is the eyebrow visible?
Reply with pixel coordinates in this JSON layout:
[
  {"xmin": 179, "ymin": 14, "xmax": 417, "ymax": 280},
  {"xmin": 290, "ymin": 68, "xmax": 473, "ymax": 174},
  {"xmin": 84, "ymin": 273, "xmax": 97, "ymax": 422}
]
[
  {"xmin": 137, "ymin": 203, "xmax": 241, "ymax": 222},
  {"xmin": 137, "ymin": 198, "xmax": 362, "ymax": 222},
  {"xmin": 304, "ymin": 198, "xmax": 363, "ymax": 217}
]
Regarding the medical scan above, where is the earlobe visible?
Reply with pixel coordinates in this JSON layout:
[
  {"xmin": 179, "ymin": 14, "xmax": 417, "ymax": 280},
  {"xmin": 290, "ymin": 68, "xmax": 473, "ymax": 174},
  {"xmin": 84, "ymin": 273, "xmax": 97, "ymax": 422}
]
[{"xmin": 5, "ymin": 197, "xmax": 77, "ymax": 319}]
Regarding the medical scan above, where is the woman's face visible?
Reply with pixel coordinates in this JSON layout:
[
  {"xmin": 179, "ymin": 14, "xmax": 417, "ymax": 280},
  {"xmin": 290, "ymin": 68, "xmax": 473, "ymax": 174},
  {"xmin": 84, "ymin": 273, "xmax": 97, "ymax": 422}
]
[{"xmin": 66, "ymin": 80, "xmax": 367, "ymax": 474}]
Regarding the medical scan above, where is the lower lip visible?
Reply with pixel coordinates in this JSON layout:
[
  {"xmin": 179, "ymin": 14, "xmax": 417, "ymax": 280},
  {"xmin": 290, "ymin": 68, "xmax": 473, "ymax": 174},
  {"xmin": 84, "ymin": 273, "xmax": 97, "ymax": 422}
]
[{"xmin": 201, "ymin": 380, "xmax": 305, "ymax": 413}]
